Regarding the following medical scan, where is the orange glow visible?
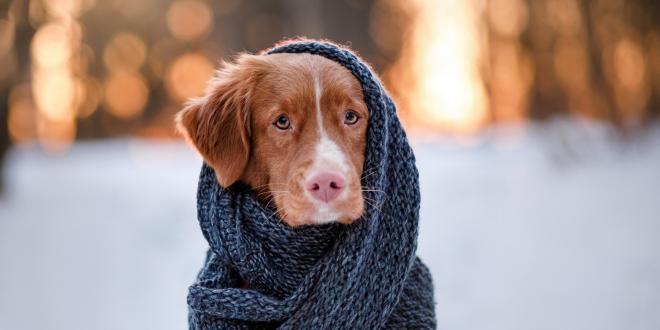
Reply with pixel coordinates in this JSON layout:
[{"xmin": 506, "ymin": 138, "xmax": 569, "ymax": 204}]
[
  {"xmin": 388, "ymin": 0, "xmax": 488, "ymax": 133},
  {"xmin": 9, "ymin": 98, "xmax": 38, "ymax": 144},
  {"xmin": 488, "ymin": 0, "xmax": 528, "ymax": 37},
  {"xmin": 487, "ymin": 0, "xmax": 532, "ymax": 122},
  {"xmin": 31, "ymin": 22, "xmax": 73, "ymax": 68},
  {"xmin": 610, "ymin": 38, "xmax": 650, "ymax": 121},
  {"xmin": 43, "ymin": 0, "xmax": 83, "ymax": 19},
  {"xmin": 76, "ymin": 77, "xmax": 102, "ymax": 118},
  {"xmin": 31, "ymin": 22, "xmax": 78, "ymax": 122},
  {"xmin": 165, "ymin": 52, "xmax": 215, "ymax": 102},
  {"xmin": 103, "ymin": 32, "xmax": 147, "ymax": 73},
  {"xmin": 546, "ymin": 0, "xmax": 582, "ymax": 36},
  {"xmin": 28, "ymin": 0, "xmax": 84, "ymax": 151},
  {"xmin": 613, "ymin": 38, "xmax": 646, "ymax": 91},
  {"xmin": 554, "ymin": 38, "xmax": 589, "ymax": 91},
  {"xmin": 490, "ymin": 41, "xmax": 533, "ymax": 122},
  {"xmin": 8, "ymin": 85, "xmax": 38, "ymax": 144},
  {"xmin": 32, "ymin": 68, "xmax": 76, "ymax": 121},
  {"xmin": 103, "ymin": 72, "xmax": 149, "ymax": 119},
  {"xmin": 9, "ymin": 0, "xmax": 657, "ymax": 149},
  {"xmin": 166, "ymin": 0, "xmax": 213, "ymax": 41},
  {"xmin": 0, "ymin": 18, "xmax": 15, "ymax": 56}
]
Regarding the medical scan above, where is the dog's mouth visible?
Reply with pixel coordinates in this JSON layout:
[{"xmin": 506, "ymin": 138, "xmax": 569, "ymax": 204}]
[
  {"xmin": 271, "ymin": 183, "xmax": 364, "ymax": 227},
  {"xmin": 310, "ymin": 207, "xmax": 363, "ymax": 225}
]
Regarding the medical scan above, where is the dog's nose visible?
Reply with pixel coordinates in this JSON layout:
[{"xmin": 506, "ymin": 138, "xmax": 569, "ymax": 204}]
[{"xmin": 305, "ymin": 171, "xmax": 345, "ymax": 203}]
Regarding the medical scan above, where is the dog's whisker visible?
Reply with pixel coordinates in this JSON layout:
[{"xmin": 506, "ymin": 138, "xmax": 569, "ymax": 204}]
[
  {"xmin": 361, "ymin": 189, "xmax": 386, "ymax": 195},
  {"xmin": 250, "ymin": 182, "xmax": 290, "ymax": 190},
  {"xmin": 363, "ymin": 200, "xmax": 382, "ymax": 214},
  {"xmin": 360, "ymin": 167, "xmax": 379, "ymax": 180},
  {"xmin": 362, "ymin": 196, "xmax": 379, "ymax": 205},
  {"xmin": 265, "ymin": 209, "xmax": 281, "ymax": 223},
  {"xmin": 256, "ymin": 189, "xmax": 291, "ymax": 199},
  {"xmin": 360, "ymin": 185, "xmax": 383, "ymax": 189},
  {"xmin": 361, "ymin": 169, "xmax": 377, "ymax": 177},
  {"xmin": 361, "ymin": 195, "xmax": 383, "ymax": 212},
  {"xmin": 273, "ymin": 207, "xmax": 289, "ymax": 223},
  {"xmin": 263, "ymin": 196, "xmax": 277, "ymax": 210}
]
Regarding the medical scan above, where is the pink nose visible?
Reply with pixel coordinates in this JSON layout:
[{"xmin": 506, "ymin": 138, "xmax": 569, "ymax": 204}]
[{"xmin": 305, "ymin": 171, "xmax": 345, "ymax": 203}]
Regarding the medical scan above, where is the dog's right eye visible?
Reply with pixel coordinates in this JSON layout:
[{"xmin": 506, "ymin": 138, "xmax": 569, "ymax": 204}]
[{"xmin": 274, "ymin": 115, "xmax": 291, "ymax": 130}]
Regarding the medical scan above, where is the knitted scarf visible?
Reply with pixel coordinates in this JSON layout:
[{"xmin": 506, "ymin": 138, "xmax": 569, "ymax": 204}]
[{"xmin": 187, "ymin": 40, "xmax": 435, "ymax": 329}]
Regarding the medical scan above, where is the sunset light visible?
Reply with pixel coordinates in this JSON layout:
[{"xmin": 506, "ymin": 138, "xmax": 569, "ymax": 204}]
[
  {"xmin": 2, "ymin": 0, "xmax": 659, "ymax": 149},
  {"xmin": 387, "ymin": 0, "xmax": 488, "ymax": 133}
]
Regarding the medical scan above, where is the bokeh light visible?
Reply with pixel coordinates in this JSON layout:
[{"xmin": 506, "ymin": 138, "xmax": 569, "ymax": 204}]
[
  {"xmin": 76, "ymin": 77, "xmax": 102, "ymax": 118},
  {"xmin": 2, "ymin": 0, "xmax": 659, "ymax": 155},
  {"xmin": 103, "ymin": 72, "xmax": 149, "ymax": 119},
  {"xmin": 166, "ymin": 0, "xmax": 214, "ymax": 41},
  {"xmin": 488, "ymin": 0, "xmax": 528, "ymax": 37},
  {"xmin": 8, "ymin": 84, "xmax": 38, "ymax": 145},
  {"xmin": 42, "ymin": 0, "xmax": 84, "ymax": 19},
  {"xmin": 610, "ymin": 38, "xmax": 650, "ymax": 122},
  {"xmin": 165, "ymin": 52, "xmax": 215, "ymax": 102},
  {"xmin": 27, "ymin": 2, "xmax": 85, "ymax": 154},
  {"xmin": 103, "ymin": 32, "xmax": 147, "ymax": 73},
  {"xmin": 32, "ymin": 68, "xmax": 76, "ymax": 121},
  {"xmin": 31, "ymin": 22, "xmax": 73, "ymax": 69},
  {"xmin": 387, "ymin": 0, "xmax": 488, "ymax": 133}
]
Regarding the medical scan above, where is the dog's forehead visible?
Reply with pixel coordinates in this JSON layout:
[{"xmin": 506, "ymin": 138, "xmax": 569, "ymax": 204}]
[
  {"xmin": 265, "ymin": 53, "xmax": 359, "ymax": 87},
  {"xmin": 250, "ymin": 58, "xmax": 358, "ymax": 111}
]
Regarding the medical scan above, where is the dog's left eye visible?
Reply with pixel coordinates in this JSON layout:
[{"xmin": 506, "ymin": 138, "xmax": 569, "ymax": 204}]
[
  {"xmin": 274, "ymin": 115, "xmax": 291, "ymax": 130},
  {"xmin": 344, "ymin": 110, "xmax": 359, "ymax": 125}
]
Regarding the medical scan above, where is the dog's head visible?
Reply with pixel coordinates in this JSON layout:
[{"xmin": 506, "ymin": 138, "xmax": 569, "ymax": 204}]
[{"xmin": 176, "ymin": 53, "xmax": 368, "ymax": 226}]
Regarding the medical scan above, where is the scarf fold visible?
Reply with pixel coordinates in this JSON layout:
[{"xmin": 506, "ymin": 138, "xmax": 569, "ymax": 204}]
[{"xmin": 188, "ymin": 40, "xmax": 435, "ymax": 329}]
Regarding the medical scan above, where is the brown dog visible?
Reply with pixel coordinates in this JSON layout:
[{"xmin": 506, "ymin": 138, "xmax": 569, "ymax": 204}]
[{"xmin": 176, "ymin": 53, "xmax": 369, "ymax": 226}]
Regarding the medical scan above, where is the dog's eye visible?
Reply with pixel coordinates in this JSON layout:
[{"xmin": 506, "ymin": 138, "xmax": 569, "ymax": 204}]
[
  {"xmin": 274, "ymin": 115, "xmax": 291, "ymax": 130},
  {"xmin": 344, "ymin": 110, "xmax": 359, "ymax": 125}
]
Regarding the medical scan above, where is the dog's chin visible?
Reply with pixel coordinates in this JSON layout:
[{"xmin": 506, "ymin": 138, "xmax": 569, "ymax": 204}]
[
  {"xmin": 310, "ymin": 210, "xmax": 361, "ymax": 225},
  {"xmin": 279, "ymin": 205, "xmax": 363, "ymax": 227}
]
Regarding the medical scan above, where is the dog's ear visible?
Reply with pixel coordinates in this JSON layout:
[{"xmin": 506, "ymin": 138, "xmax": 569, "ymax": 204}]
[{"xmin": 176, "ymin": 54, "xmax": 269, "ymax": 187}]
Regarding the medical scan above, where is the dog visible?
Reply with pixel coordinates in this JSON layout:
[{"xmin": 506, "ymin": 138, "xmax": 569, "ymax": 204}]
[{"xmin": 176, "ymin": 52, "xmax": 369, "ymax": 227}]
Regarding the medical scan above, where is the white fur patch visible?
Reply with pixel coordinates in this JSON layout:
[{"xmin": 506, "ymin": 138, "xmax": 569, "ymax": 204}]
[
  {"xmin": 305, "ymin": 71, "xmax": 351, "ymax": 224},
  {"xmin": 312, "ymin": 75, "xmax": 349, "ymax": 173}
]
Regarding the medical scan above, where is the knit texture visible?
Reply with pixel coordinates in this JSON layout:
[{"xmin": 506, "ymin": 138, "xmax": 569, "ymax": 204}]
[{"xmin": 188, "ymin": 39, "xmax": 436, "ymax": 329}]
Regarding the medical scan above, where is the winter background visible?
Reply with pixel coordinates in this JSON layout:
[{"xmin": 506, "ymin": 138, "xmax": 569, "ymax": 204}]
[
  {"xmin": 2, "ymin": 120, "xmax": 660, "ymax": 330},
  {"xmin": 2, "ymin": 0, "xmax": 660, "ymax": 329}
]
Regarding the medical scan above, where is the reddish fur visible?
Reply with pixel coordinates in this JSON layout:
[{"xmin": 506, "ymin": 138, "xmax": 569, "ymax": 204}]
[{"xmin": 176, "ymin": 53, "xmax": 368, "ymax": 226}]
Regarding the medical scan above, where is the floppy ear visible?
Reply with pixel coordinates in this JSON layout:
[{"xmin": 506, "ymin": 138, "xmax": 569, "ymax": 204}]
[{"xmin": 175, "ymin": 54, "xmax": 268, "ymax": 187}]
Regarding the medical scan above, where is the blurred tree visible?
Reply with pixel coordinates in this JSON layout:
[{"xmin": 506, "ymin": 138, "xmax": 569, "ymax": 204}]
[
  {"xmin": 0, "ymin": 0, "xmax": 659, "ymax": 178},
  {"xmin": 1, "ymin": 0, "xmax": 34, "ymax": 193},
  {"xmin": 0, "ymin": 2, "xmax": 9, "ymax": 193},
  {"xmin": 486, "ymin": 0, "xmax": 659, "ymax": 132}
]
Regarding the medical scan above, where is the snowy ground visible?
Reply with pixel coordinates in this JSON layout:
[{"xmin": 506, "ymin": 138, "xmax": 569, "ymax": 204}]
[{"xmin": 1, "ymin": 121, "xmax": 660, "ymax": 330}]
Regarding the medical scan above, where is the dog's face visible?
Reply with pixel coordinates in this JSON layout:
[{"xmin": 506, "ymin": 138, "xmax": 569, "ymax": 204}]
[{"xmin": 177, "ymin": 53, "xmax": 368, "ymax": 226}]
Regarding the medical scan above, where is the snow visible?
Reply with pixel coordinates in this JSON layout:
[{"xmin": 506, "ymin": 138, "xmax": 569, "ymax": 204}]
[{"xmin": 1, "ymin": 121, "xmax": 660, "ymax": 330}]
